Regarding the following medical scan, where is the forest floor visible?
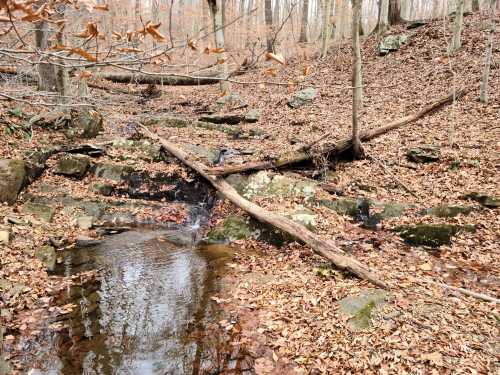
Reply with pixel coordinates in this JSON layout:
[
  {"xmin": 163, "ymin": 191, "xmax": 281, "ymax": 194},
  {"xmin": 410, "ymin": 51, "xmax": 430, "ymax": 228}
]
[{"xmin": 1, "ymin": 11, "xmax": 499, "ymax": 374}]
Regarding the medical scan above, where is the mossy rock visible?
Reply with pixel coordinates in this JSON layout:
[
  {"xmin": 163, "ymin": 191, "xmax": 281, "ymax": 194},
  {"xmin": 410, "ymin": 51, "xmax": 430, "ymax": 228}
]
[
  {"xmin": 199, "ymin": 113, "xmax": 244, "ymax": 125},
  {"xmin": 90, "ymin": 183, "xmax": 114, "ymax": 196},
  {"xmin": 461, "ymin": 192, "xmax": 499, "ymax": 208},
  {"xmin": 112, "ymin": 138, "xmax": 166, "ymax": 162},
  {"xmin": 55, "ymin": 153, "xmax": 91, "ymax": 178},
  {"xmin": 316, "ymin": 198, "xmax": 358, "ymax": 216},
  {"xmin": 378, "ymin": 34, "xmax": 408, "ymax": 56},
  {"xmin": 339, "ymin": 289, "xmax": 388, "ymax": 331},
  {"xmin": 0, "ymin": 159, "xmax": 26, "ymax": 205},
  {"xmin": 184, "ymin": 144, "xmax": 220, "ymax": 165},
  {"xmin": 194, "ymin": 121, "xmax": 242, "ymax": 136},
  {"xmin": 71, "ymin": 109, "xmax": 104, "ymax": 139},
  {"xmin": 395, "ymin": 224, "xmax": 476, "ymax": 247},
  {"xmin": 35, "ymin": 245, "xmax": 56, "ymax": 272},
  {"xmin": 421, "ymin": 205, "xmax": 474, "ymax": 218},
  {"xmin": 288, "ymin": 88, "xmax": 318, "ymax": 108},
  {"xmin": 94, "ymin": 163, "xmax": 135, "ymax": 182},
  {"xmin": 143, "ymin": 115, "xmax": 189, "ymax": 128},
  {"xmin": 239, "ymin": 171, "xmax": 317, "ymax": 200},
  {"xmin": 207, "ymin": 216, "xmax": 253, "ymax": 243},
  {"xmin": 406, "ymin": 145, "xmax": 440, "ymax": 163},
  {"xmin": 23, "ymin": 202, "xmax": 56, "ymax": 223}
]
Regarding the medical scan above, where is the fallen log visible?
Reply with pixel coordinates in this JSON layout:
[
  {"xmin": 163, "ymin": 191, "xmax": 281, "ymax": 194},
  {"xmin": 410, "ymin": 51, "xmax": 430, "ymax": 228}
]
[
  {"xmin": 207, "ymin": 89, "xmax": 465, "ymax": 176},
  {"xmin": 141, "ymin": 125, "xmax": 389, "ymax": 289},
  {"xmin": 94, "ymin": 71, "xmax": 221, "ymax": 85}
]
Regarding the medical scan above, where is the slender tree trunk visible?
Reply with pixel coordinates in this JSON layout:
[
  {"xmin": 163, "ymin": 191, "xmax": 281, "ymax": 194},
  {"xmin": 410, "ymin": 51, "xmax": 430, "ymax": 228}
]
[
  {"xmin": 54, "ymin": 4, "xmax": 69, "ymax": 102},
  {"xmin": 320, "ymin": 0, "xmax": 332, "ymax": 57},
  {"xmin": 299, "ymin": 0, "xmax": 310, "ymax": 42},
  {"xmin": 208, "ymin": 0, "xmax": 230, "ymax": 94},
  {"xmin": 265, "ymin": 0, "xmax": 274, "ymax": 52},
  {"xmin": 449, "ymin": 0, "xmax": 465, "ymax": 52},
  {"xmin": 35, "ymin": 21, "xmax": 57, "ymax": 91},
  {"xmin": 388, "ymin": 0, "xmax": 402, "ymax": 24},
  {"xmin": 480, "ymin": 0, "xmax": 497, "ymax": 103},
  {"xmin": 376, "ymin": 0, "xmax": 390, "ymax": 34},
  {"xmin": 472, "ymin": 0, "xmax": 480, "ymax": 11},
  {"xmin": 351, "ymin": 0, "xmax": 363, "ymax": 158}
]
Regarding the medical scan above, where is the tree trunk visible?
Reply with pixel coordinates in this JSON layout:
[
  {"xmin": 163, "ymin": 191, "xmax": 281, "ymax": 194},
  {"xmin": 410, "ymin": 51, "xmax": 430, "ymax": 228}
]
[
  {"xmin": 388, "ymin": 0, "xmax": 402, "ymax": 24},
  {"xmin": 94, "ymin": 71, "xmax": 226, "ymax": 85},
  {"xmin": 376, "ymin": 0, "xmax": 390, "ymax": 35},
  {"xmin": 265, "ymin": 0, "xmax": 274, "ymax": 52},
  {"xmin": 351, "ymin": 0, "xmax": 363, "ymax": 158},
  {"xmin": 207, "ymin": 90, "xmax": 465, "ymax": 176},
  {"xmin": 472, "ymin": 0, "xmax": 480, "ymax": 11},
  {"xmin": 141, "ymin": 127, "xmax": 389, "ymax": 289},
  {"xmin": 320, "ymin": 0, "xmax": 333, "ymax": 57},
  {"xmin": 480, "ymin": 0, "xmax": 497, "ymax": 103},
  {"xmin": 54, "ymin": 4, "xmax": 69, "ymax": 102},
  {"xmin": 299, "ymin": 0, "xmax": 310, "ymax": 42},
  {"xmin": 449, "ymin": 0, "xmax": 465, "ymax": 52},
  {"xmin": 35, "ymin": 21, "xmax": 57, "ymax": 91},
  {"xmin": 208, "ymin": 0, "xmax": 230, "ymax": 94}
]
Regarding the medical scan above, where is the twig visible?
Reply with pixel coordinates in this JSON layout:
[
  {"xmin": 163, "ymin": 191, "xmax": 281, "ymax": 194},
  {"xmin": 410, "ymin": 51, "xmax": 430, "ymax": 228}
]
[
  {"xmin": 427, "ymin": 280, "xmax": 500, "ymax": 304},
  {"xmin": 369, "ymin": 155, "xmax": 418, "ymax": 198}
]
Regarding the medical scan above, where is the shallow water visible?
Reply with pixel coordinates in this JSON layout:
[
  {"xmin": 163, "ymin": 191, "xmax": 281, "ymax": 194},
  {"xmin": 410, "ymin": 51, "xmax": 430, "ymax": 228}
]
[{"xmin": 27, "ymin": 229, "xmax": 233, "ymax": 375}]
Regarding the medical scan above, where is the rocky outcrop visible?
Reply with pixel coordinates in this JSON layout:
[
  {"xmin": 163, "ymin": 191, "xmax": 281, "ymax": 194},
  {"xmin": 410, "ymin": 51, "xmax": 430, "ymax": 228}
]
[
  {"xmin": 199, "ymin": 113, "xmax": 245, "ymax": 125},
  {"xmin": 339, "ymin": 289, "xmax": 388, "ymax": 331},
  {"xmin": 395, "ymin": 224, "xmax": 476, "ymax": 247},
  {"xmin": 55, "ymin": 154, "xmax": 91, "ymax": 178},
  {"xmin": 421, "ymin": 205, "xmax": 473, "ymax": 217},
  {"xmin": 94, "ymin": 163, "xmax": 135, "ymax": 182},
  {"xmin": 406, "ymin": 145, "xmax": 440, "ymax": 163},
  {"xmin": 461, "ymin": 192, "xmax": 499, "ymax": 208},
  {"xmin": 35, "ymin": 245, "xmax": 57, "ymax": 272},
  {"xmin": 0, "ymin": 159, "xmax": 26, "ymax": 205},
  {"xmin": 378, "ymin": 34, "xmax": 408, "ymax": 56},
  {"xmin": 23, "ymin": 202, "xmax": 56, "ymax": 223},
  {"xmin": 287, "ymin": 88, "xmax": 318, "ymax": 108}
]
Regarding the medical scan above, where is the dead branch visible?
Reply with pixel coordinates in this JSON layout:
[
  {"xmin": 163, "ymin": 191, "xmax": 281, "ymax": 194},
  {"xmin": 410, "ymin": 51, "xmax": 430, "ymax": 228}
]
[
  {"xmin": 428, "ymin": 281, "xmax": 500, "ymax": 304},
  {"xmin": 207, "ymin": 89, "xmax": 466, "ymax": 176},
  {"xmin": 141, "ymin": 125, "xmax": 389, "ymax": 289}
]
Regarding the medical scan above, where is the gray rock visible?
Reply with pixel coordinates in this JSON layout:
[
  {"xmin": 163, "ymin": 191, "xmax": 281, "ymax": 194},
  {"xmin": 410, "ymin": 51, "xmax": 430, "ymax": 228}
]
[
  {"xmin": 77, "ymin": 216, "xmax": 94, "ymax": 230},
  {"xmin": 461, "ymin": 192, "xmax": 499, "ymax": 208},
  {"xmin": 0, "ymin": 229, "xmax": 10, "ymax": 244},
  {"xmin": 395, "ymin": 224, "xmax": 476, "ymax": 247},
  {"xmin": 421, "ymin": 205, "xmax": 474, "ymax": 218},
  {"xmin": 287, "ymin": 88, "xmax": 318, "ymax": 108},
  {"xmin": 35, "ymin": 245, "xmax": 57, "ymax": 272},
  {"xmin": 199, "ymin": 113, "xmax": 244, "ymax": 125},
  {"xmin": 23, "ymin": 202, "xmax": 56, "ymax": 223},
  {"xmin": 142, "ymin": 115, "xmax": 189, "ymax": 128},
  {"xmin": 406, "ymin": 145, "xmax": 440, "ymax": 163},
  {"xmin": 24, "ymin": 148, "xmax": 59, "ymax": 184},
  {"xmin": 215, "ymin": 92, "xmax": 248, "ymax": 109},
  {"xmin": 317, "ymin": 198, "xmax": 358, "ymax": 216},
  {"xmin": 339, "ymin": 289, "xmax": 388, "ymax": 331},
  {"xmin": 184, "ymin": 144, "xmax": 220, "ymax": 164},
  {"xmin": 94, "ymin": 163, "xmax": 134, "ymax": 182},
  {"xmin": 0, "ymin": 159, "xmax": 26, "ymax": 205},
  {"xmin": 71, "ymin": 109, "xmax": 104, "ymax": 138},
  {"xmin": 90, "ymin": 183, "xmax": 114, "ymax": 196},
  {"xmin": 378, "ymin": 34, "xmax": 408, "ymax": 56},
  {"xmin": 194, "ymin": 121, "xmax": 242, "ymax": 136},
  {"xmin": 286, "ymin": 207, "xmax": 317, "ymax": 231},
  {"xmin": 244, "ymin": 109, "xmax": 261, "ymax": 123},
  {"xmin": 112, "ymin": 138, "xmax": 165, "ymax": 162},
  {"xmin": 55, "ymin": 153, "xmax": 91, "ymax": 178},
  {"xmin": 207, "ymin": 216, "xmax": 253, "ymax": 243},
  {"xmin": 76, "ymin": 236, "xmax": 103, "ymax": 247}
]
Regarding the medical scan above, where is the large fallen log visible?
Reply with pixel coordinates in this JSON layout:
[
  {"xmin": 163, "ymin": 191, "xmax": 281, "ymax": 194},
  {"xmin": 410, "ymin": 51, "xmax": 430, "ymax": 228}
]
[
  {"xmin": 207, "ymin": 89, "xmax": 465, "ymax": 176},
  {"xmin": 94, "ymin": 71, "xmax": 221, "ymax": 85},
  {"xmin": 141, "ymin": 125, "xmax": 389, "ymax": 289}
]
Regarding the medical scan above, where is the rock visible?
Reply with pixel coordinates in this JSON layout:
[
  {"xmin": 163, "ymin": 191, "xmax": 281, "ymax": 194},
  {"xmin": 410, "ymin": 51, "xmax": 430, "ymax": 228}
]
[
  {"xmin": 287, "ymin": 88, "xmax": 318, "ymax": 108},
  {"xmin": 244, "ymin": 109, "xmax": 261, "ymax": 123},
  {"xmin": 406, "ymin": 20, "xmax": 427, "ymax": 29},
  {"xmin": 112, "ymin": 138, "xmax": 166, "ymax": 162},
  {"xmin": 286, "ymin": 207, "xmax": 316, "ymax": 231},
  {"xmin": 374, "ymin": 201, "xmax": 408, "ymax": 219},
  {"xmin": 94, "ymin": 163, "xmax": 135, "ymax": 182},
  {"xmin": 421, "ymin": 205, "xmax": 474, "ymax": 218},
  {"xmin": 76, "ymin": 236, "xmax": 103, "ymax": 247},
  {"xmin": 378, "ymin": 34, "xmax": 408, "ymax": 56},
  {"xmin": 0, "ymin": 159, "xmax": 26, "ymax": 205},
  {"xmin": 231, "ymin": 171, "xmax": 317, "ymax": 201},
  {"xmin": 55, "ymin": 153, "xmax": 91, "ymax": 178},
  {"xmin": 199, "ymin": 113, "xmax": 244, "ymax": 125},
  {"xmin": 90, "ymin": 183, "xmax": 114, "ymax": 196},
  {"xmin": 77, "ymin": 216, "xmax": 94, "ymax": 230},
  {"xmin": 23, "ymin": 202, "xmax": 56, "ymax": 222},
  {"xmin": 461, "ymin": 192, "xmax": 499, "ymax": 208},
  {"xmin": 70, "ymin": 108, "xmax": 104, "ymax": 138},
  {"xmin": 142, "ymin": 115, "xmax": 189, "ymax": 128},
  {"xmin": 184, "ymin": 144, "xmax": 220, "ymax": 165},
  {"xmin": 24, "ymin": 148, "xmax": 59, "ymax": 184},
  {"xmin": 35, "ymin": 245, "xmax": 57, "ymax": 272},
  {"xmin": 207, "ymin": 216, "xmax": 253, "ymax": 243},
  {"xmin": 318, "ymin": 198, "xmax": 358, "ymax": 217},
  {"xmin": 406, "ymin": 145, "xmax": 440, "ymax": 163},
  {"xmin": 194, "ymin": 121, "xmax": 242, "ymax": 136},
  {"xmin": 64, "ymin": 143, "xmax": 105, "ymax": 157},
  {"xmin": 0, "ymin": 229, "xmax": 10, "ymax": 244},
  {"xmin": 339, "ymin": 289, "xmax": 388, "ymax": 331},
  {"xmin": 318, "ymin": 198, "xmax": 408, "ymax": 221},
  {"xmin": 395, "ymin": 224, "xmax": 476, "ymax": 247}
]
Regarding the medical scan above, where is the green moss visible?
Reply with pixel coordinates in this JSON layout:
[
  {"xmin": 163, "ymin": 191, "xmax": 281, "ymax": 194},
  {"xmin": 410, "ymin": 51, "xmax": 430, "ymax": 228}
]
[{"xmin": 395, "ymin": 224, "xmax": 476, "ymax": 247}]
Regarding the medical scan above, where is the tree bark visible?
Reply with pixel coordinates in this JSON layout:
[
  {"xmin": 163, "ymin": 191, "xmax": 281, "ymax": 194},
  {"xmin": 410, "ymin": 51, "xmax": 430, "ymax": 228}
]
[
  {"xmin": 388, "ymin": 0, "xmax": 402, "ymax": 25},
  {"xmin": 320, "ymin": 0, "xmax": 333, "ymax": 57},
  {"xmin": 351, "ymin": 0, "xmax": 363, "ymax": 158},
  {"xmin": 299, "ymin": 0, "xmax": 310, "ymax": 42},
  {"xmin": 472, "ymin": 0, "xmax": 480, "ymax": 11},
  {"xmin": 94, "ymin": 71, "xmax": 224, "ymax": 85},
  {"xmin": 449, "ymin": 0, "xmax": 465, "ymax": 52},
  {"xmin": 265, "ymin": 0, "xmax": 274, "ymax": 52},
  {"xmin": 480, "ymin": 0, "xmax": 497, "ymax": 103},
  {"xmin": 376, "ymin": 0, "xmax": 390, "ymax": 35},
  {"xmin": 141, "ymin": 127, "xmax": 389, "ymax": 289},
  {"xmin": 208, "ymin": 0, "xmax": 230, "ymax": 93},
  {"xmin": 35, "ymin": 20, "xmax": 57, "ymax": 92},
  {"xmin": 206, "ymin": 89, "xmax": 465, "ymax": 176}
]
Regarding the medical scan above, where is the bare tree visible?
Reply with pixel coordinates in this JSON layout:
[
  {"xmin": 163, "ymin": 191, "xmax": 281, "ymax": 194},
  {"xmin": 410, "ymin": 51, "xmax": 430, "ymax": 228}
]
[
  {"xmin": 35, "ymin": 20, "xmax": 57, "ymax": 92},
  {"xmin": 351, "ymin": 0, "xmax": 363, "ymax": 158},
  {"xmin": 388, "ymin": 0, "xmax": 402, "ymax": 24},
  {"xmin": 376, "ymin": 0, "xmax": 390, "ymax": 35},
  {"xmin": 480, "ymin": 0, "xmax": 498, "ymax": 103},
  {"xmin": 265, "ymin": 0, "xmax": 274, "ymax": 52},
  {"xmin": 449, "ymin": 0, "xmax": 465, "ymax": 52},
  {"xmin": 472, "ymin": 0, "xmax": 480, "ymax": 11},
  {"xmin": 208, "ymin": 0, "xmax": 230, "ymax": 93},
  {"xmin": 320, "ymin": 0, "xmax": 333, "ymax": 57},
  {"xmin": 299, "ymin": 0, "xmax": 310, "ymax": 42}
]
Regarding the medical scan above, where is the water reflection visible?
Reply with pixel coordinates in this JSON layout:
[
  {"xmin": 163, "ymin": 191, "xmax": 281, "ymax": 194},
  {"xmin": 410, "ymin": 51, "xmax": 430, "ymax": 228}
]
[{"xmin": 31, "ymin": 230, "xmax": 232, "ymax": 375}]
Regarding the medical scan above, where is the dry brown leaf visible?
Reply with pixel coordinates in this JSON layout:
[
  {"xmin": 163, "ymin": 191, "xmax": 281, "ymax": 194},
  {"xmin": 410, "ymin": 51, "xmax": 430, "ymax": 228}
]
[
  {"xmin": 187, "ymin": 39, "xmax": 197, "ymax": 51},
  {"xmin": 78, "ymin": 70, "xmax": 92, "ymax": 80},
  {"xmin": 117, "ymin": 47, "xmax": 143, "ymax": 53},
  {"xmin": 421, "ymin": 352, "xmax": 443, "ymax": 366},
  {"xmin": 265, "ymin": 52, "xmax": 286, "ymax": 65},
  {"xmin": 69, "ymin": 48, "xmax": 97, "ymax": 62},
  {"xmin": 112, "ymin": 31, "xmax": 122, "ymax": 40},
  {"xmin": 303, "ymin": 65, "xmax": 311, "ymax": 76},
  {"xmin": 93, "ymin": 3, "xmax": 109, "ymax": 11}
]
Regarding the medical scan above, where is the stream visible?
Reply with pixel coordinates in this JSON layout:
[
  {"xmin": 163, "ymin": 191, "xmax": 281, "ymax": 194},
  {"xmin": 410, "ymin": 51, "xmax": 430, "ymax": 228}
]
[{"xmin": 23, "ymin": 210, "xmax": 236, "ymax": 375}]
